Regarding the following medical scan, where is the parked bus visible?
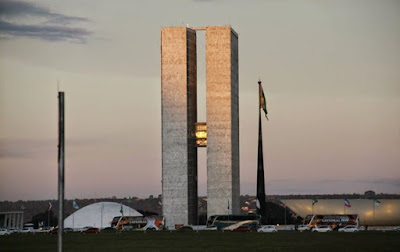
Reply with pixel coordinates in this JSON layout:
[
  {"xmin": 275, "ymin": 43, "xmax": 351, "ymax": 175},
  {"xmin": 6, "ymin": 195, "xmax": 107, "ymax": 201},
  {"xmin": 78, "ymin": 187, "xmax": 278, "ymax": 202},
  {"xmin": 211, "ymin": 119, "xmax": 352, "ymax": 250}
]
[
  {"xmin": 206, "ymin": 214, "xmax": 261, "ymax": 230},
  {"xmin": 111, "ymin": 216, "xmax": 164, "ymax": 231},
  {"xmin": 306, "ymin": 214, "xmax": 359, "ymax": 230}
]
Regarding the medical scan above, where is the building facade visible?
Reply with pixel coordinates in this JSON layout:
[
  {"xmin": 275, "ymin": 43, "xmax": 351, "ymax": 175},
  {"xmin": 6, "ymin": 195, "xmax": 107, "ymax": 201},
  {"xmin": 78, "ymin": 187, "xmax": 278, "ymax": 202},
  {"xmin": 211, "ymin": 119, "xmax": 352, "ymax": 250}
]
[{"xmin": 161, "ymin": 26, "xmax": 239, "ymax": 228}]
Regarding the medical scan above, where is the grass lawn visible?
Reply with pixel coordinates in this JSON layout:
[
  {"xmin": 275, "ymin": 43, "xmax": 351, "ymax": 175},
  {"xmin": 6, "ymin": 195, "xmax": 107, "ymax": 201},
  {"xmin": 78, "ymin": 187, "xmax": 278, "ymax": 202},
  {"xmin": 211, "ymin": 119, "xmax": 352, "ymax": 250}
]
[{"xmin": 1, "ymin": 231, "xmax": 399, "ymax": 251}]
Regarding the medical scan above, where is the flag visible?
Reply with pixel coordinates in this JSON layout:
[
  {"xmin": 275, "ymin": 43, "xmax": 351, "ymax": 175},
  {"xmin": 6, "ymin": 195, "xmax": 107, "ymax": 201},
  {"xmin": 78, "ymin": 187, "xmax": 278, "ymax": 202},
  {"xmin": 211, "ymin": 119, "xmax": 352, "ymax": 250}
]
[
  {"xmin": 312, "ymin": 199, "xmax": 318, "ymax": 205},
  {"xmin": 374, "ymin": 199, "xmax": 381, "ymax": 206},
  {"xmin": 259, "ymin": 84, "xmax": 269, "ymax": 120},
  {"xmin": 48, "ymin": 202, "xmax": 52, "ymax": 211},
  {"xmin": 120, "ymin": 203, "xmax": 124, "ymax": 215},
  {"xmin": 73, "ymin": 201, "xmax": 79, "ymax": 210},
  {"xmin": 344, "ymin": 199, "xmax": 351, "ymax": 208}
]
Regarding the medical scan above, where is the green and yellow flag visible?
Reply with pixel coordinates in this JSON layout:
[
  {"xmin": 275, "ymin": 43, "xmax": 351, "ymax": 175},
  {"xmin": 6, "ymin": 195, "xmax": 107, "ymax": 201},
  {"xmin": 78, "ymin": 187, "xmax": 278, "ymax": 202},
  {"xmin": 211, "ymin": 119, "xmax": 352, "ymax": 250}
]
[{"xmin": 260, "ymin": 87, "xmax": 269, "ymax": 120}]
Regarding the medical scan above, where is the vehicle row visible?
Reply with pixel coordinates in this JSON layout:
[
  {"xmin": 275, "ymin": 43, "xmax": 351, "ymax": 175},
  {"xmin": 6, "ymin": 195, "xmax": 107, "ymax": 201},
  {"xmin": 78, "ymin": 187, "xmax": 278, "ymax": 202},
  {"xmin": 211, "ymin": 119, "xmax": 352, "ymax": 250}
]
[{"xmin": 2, "ymin": 225, "xmax": 399, "ymax": 235}]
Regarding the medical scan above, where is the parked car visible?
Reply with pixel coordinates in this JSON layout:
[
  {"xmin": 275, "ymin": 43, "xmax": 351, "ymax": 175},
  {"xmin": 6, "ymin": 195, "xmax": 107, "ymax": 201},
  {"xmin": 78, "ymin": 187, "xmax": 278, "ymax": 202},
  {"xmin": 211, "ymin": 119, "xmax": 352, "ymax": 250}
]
[
  {"xmin": 0, "ymin": 228, "xmax": 12, "ymax": 235},
  {"xmin": 38, "ymin": 227, "xmax": 51, "ymax": 233},
  {"xmin": 297, "ymin": 225, "xmax": 310, "ymax": 231},
  {"xmin": 312, "ymin": 225, "xmax": 332, "ymax": 232},
  {"xmin": 81, "ymin": 227, "xmax": 100, "ymax": 234},
  {"xmin": 338, "ymin": 226, "xmax": 359, "ymax": 232},
  {"xmin": 391, "ymin": 226, "xmax": 400, "ymax": 232},
  {"xmin": 233, "ymin": 226, "xmax": 251, "ymax": 232},
  {"xmin": 257, "ymin": 225, "xmax": 277, "ymax": 233},
  {"xmin": 177, "ymin": 226, "xmax": 193, "ymax": 231},
  {"xmin": 8, "ymin": 228, "xmax": 20, "ymax": 233},
  {"xmin": 101, "ymin": 227, "xmax": 116, "ymax": 232},
  {"xmin": 49, "ymin": 228, "xmax": 60, "ymax": 235},
  {"xmin": 21, "ymin": 227, "xmax": 33, "ymax": 233}
]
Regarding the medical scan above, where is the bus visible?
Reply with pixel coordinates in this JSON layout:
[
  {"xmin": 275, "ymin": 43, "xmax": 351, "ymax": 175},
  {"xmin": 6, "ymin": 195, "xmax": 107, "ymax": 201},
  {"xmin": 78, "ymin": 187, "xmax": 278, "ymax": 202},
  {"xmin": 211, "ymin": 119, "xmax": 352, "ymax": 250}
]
[
  {"xmin": 306, "ymin": 214, "xmax": 359, "ymax": 230},
  {"xmin": 111, "ymin": 216, "xmax": 164, "ymax": 231},
  {"xmin": 206, "ymin": 214, "xmax": 262, "ymax": 230}
]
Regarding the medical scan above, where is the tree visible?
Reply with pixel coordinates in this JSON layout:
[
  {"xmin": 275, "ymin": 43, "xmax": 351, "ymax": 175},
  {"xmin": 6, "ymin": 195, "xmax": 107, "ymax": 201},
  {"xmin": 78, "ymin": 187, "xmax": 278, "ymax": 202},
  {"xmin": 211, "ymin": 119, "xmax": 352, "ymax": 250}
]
[{"xmin": 30, "ymin": 210, "xmax": 58, "ymax": 229}]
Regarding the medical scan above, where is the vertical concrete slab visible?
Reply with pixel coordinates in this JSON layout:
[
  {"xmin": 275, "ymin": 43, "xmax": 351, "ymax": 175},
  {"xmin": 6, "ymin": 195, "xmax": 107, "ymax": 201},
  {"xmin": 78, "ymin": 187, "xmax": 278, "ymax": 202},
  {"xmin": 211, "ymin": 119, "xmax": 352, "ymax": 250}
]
[
  {"xmin": 161, "ymin": 27, "xmax": 197, "ymax": 228},
  {"xmin": 206, "ymin": 26, "xmax": 240, "ymax": 217}
]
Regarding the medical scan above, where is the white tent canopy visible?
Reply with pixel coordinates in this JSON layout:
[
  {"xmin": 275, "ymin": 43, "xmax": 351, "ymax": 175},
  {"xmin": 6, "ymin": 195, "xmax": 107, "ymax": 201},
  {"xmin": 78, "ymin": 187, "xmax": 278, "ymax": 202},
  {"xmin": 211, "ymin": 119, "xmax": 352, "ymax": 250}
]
[{"xmin": 64, "ymin": 202, "xmax": 142, "ymax": 229}]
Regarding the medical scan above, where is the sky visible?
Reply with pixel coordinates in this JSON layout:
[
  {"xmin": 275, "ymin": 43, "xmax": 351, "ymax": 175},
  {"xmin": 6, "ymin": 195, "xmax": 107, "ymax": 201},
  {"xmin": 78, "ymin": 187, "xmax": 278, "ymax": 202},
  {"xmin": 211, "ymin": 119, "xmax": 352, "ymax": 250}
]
[{"xmin": 0, "ymin": 0, "xmax": 399, "ymax": 201}]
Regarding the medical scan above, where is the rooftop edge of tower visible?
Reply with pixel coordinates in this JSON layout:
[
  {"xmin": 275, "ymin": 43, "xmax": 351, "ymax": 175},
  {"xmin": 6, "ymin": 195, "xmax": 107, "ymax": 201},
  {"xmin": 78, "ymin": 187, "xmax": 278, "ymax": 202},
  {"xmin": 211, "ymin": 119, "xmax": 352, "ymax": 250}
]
[{"xmin": 161, "ymin": 25, "xmax": 238, "ymax": 37}]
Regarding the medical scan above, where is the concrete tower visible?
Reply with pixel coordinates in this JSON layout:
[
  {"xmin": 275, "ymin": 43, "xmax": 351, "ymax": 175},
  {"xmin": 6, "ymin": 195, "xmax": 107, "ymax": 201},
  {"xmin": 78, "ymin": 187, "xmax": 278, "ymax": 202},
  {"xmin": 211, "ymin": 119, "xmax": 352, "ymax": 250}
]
[
  {"xmin": 161, "ymin": 27, "xmax": 198, "ymax": 228},
  {"xmin": 206, "ymin": 26, "xmax": 240, "ymax": 217},
  {"xmin": 161, "ymin": 26, "xmax": 239, "ymax": 229}
]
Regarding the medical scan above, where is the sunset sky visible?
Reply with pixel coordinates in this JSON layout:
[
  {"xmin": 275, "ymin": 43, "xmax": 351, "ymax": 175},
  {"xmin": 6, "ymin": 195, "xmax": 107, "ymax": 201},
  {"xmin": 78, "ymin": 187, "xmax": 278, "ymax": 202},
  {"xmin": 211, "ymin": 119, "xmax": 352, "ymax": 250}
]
[{"xmin": 1, "ymin": 0, "xmax": 399, "ymax": 201}]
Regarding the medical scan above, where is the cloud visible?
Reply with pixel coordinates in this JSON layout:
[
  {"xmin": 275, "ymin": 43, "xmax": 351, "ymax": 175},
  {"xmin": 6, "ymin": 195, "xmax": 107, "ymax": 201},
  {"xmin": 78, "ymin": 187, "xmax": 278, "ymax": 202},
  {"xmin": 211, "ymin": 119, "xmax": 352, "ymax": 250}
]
[{"xmin": 0, "ymin": 0, "xmax": 91, "ymax": 42}]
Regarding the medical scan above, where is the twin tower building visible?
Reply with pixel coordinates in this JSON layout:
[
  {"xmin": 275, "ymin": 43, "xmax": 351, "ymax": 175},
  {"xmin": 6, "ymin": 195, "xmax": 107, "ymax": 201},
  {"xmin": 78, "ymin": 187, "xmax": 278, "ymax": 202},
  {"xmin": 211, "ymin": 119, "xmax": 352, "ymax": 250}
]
[{"xmin": 161, "ymin": 26, "xmax": 240, "ymax": 228}]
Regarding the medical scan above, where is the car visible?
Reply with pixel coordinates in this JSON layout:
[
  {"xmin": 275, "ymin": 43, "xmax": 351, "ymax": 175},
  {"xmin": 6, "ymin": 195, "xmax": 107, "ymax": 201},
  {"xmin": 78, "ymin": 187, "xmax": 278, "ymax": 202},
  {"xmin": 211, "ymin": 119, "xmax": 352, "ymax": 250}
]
[
  {"xmin": 101, "ymin": 227, "xmax": 116, "ymax": 232},
  {"xmin": 21, "ymin": 227, "xmax": 33, "ymax": 233},
  {"xmin": 0, "ymin": 228, "xmax": 12, "ymax": 235},
  {"xmin": 81, "ymin": 227, "xmax": 100, "ymax": 234},
  {"xmin": 257, "ymin": 225, "xmax": 277, "ymax": 233},
  {"xmin": 233, "ymin": 226, "xmax": 251, "ymax": 232},
  {"xmin": 391, "ymin": 226, "xmax": 400, "ymax": 232},
  {"xmin": 64, "ymin": 228, "xmax": 74, "ymax": 232},
  {"xmin": 49, "ymin": 228, "xmax": 60, "ymax": 234},
  {"xmin": 338, "ymin": 226, "xmax": 359, "ymax": 232},
  {"xmin": 38, "ymin": 227, "xmax": 51, "ymax": 233},
  {"xmin": 312, "ymin": 225, "xmax": 332, "ymax": 232},
  {"xmin": 177, "ymin": 226, "xmax": 193, "ymax": 231},
  {"xmin": 297, "ymin": 225, "xmax": 309, "ymax": 231},
  {"xmin": 8, "ymin": 227, "xmax": 20, "ymax": 233}
]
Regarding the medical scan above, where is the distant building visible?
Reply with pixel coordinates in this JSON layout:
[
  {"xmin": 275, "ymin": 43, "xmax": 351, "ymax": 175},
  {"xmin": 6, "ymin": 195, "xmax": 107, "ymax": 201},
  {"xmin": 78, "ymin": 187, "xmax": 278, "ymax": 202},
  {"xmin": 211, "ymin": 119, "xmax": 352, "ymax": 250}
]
[
  {"xmin": 64, "ymin": 202, "xmax": 141, "ymax": 229},
  {"xmin": 283, "ymin": 199, "xmax": 400, "ymax": 226},
  {"xmin": 0, "ymin": 211, "xmax": 24, "ymax": 229},
  {"xmin": 364, "ymin": 190, "xmax": 376, "ymax": 198},
  {"xmin": 161, "ymin": 26, "xmax": 240, "ymax": 229}
]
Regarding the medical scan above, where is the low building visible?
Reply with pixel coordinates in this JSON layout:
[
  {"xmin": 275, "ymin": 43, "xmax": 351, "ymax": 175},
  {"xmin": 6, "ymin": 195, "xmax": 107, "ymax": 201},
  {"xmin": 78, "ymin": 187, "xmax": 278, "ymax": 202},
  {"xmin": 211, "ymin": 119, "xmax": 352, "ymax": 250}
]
[
  {"xmin": 283, "ymin": 199, "xmax": 400, "ymax": 226},
  {"xmin": 64, "ymin": 202, "xmax": 141, "ymax": 229}
]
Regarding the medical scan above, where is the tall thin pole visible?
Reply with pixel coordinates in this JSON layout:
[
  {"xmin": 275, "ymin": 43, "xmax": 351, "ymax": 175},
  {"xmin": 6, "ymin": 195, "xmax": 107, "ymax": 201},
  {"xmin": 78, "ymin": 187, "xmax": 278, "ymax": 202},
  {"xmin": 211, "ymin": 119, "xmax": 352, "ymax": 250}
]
[
  {"xmin": 257, "ymin": 80, "xmax": 266, "ymax": 224},
  {"xmin": 373, "ymin": 200, "xmax": 375, "ymax": 226},
  {"xmin": 101, "ymin": 202, "xmax": 103, "ymax": 229},
  {"xmin": 312, "ymin": 202, "xmax": 313, "ymax": 215},
  {"xmin": 58, "ymin": 92, "xmax": 65, "ymax": 252},
  {"xmin": 284, "ymin": 200, "xmax": 287, "ymax": 226},
  {"xmin": 48, "ymin": 209, "xmax": 50, "ymax": 228}
]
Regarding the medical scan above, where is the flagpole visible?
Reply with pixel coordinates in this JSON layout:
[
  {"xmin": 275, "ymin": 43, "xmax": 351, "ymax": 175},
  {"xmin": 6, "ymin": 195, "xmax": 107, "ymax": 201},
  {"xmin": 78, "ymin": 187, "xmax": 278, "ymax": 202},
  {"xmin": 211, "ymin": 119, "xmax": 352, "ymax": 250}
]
[
  {"xmin": 101, "ymin": 202, "xmax": 103, "ymax": 229},
  {"xmin": 312, "ymin": 201, "xmax": 313, "ymax": 215},
  {"xmin": 284, "ymin": 200, "xmax": 286, "ymax": 226},
  {"xmin": 256, "ymin": 80, "xmax": 266, "ymax": 224},
  {"xmin": 48, "ymin": 206, "xmax": 50, "ymax": 228},
  {"xmin": 373, "ymin": 200, "xmax": 375, "ymax": 226}
]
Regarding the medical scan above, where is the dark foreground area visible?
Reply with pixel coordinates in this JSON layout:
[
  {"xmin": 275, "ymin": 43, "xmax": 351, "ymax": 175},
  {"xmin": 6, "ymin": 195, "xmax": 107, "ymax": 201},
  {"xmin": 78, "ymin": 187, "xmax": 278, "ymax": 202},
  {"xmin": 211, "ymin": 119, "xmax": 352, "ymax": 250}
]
[{"xmin": 1, "ymin": 231, "xmax": 399, "ymax": 252}]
